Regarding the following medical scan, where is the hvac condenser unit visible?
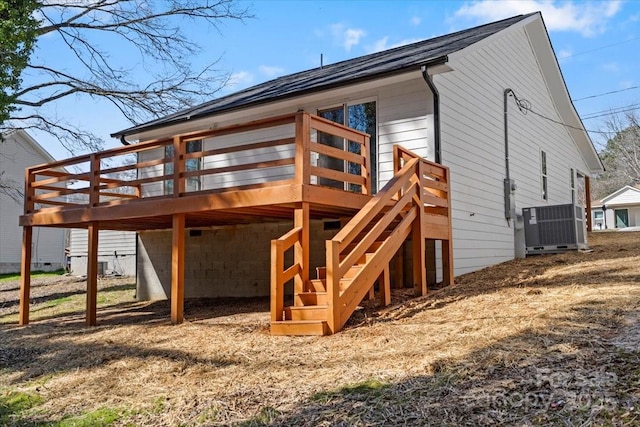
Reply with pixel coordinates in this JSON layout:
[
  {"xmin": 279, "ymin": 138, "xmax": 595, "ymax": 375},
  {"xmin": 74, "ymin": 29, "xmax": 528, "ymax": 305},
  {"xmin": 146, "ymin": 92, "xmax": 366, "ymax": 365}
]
[{"xmin": 523, "ymin": 203, "xmax": 587, "ymax": 255}]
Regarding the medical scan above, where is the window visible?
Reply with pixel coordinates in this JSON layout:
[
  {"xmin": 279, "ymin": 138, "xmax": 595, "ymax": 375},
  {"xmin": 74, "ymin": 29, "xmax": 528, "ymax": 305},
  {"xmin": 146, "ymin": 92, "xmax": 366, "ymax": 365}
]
[
  {"xmin": 594, "ymin": 211, "xmax": 603, "ymax": 219},
  {"xmin": 317, "ymin": 100, "xmax": 377, "ymax": 193},
  {"xmin": 541, "ymin": 150, "xmax": 548, "ymax": 201},
  {"xmin": 164, "ymin": 140, "xmax": 203, "ymax": 195}
]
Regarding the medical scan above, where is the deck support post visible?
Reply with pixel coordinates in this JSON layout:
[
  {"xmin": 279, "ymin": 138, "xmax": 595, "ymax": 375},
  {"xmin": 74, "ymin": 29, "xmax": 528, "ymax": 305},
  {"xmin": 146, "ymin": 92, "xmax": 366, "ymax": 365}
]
[
  {"xmin": 294, "ymin": 202, "xmax": 310, "ymax": 303},
  {"xmin": 585, "ymin": 176, "xmax": 592, "ymax": 232},
  {"xmin": 393, "ymin": 248, "xmax": 404, "ymax": 289},
  {"xmin": 442, "ymin": 239, "xmax": 454, "ymax": 286},
  {"xmin": 19, "ymin": 226, "xmax": 33, "ymax": 325},
  {"xmin": 86, "ymin": 222, "xmax": 99, "ymax": 326},
  {"xmin": 413, "ymin": 162, "xmax": 427, "ymax": 296},
  {"xmin": 425, "ymin": 239, "xmax": 436, "ymax": 287},
  {"xmin": 379, "ymin": 265, "xmax": 391, "ymax": 306},
  {"xmin": 442, "ymin": 166, "xmax": 454, "ymax": 286},
  {"xmin": 412, "ymin": 223, "xmax": 426, "ymax": 296},
  {"xmin": 171, "ymin": 213, "xmax": 186, "ymax": 324}
]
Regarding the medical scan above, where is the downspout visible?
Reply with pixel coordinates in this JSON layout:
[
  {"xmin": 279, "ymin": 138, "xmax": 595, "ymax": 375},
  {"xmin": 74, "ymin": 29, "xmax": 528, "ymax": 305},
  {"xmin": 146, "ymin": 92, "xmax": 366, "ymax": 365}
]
[
  {"xmin": 421, "ymin": 66, "xmax": 441, "ymax": 164},
  {"xmin": 504, "ymin": 88, "xmax": 513, "ymax": 185}
]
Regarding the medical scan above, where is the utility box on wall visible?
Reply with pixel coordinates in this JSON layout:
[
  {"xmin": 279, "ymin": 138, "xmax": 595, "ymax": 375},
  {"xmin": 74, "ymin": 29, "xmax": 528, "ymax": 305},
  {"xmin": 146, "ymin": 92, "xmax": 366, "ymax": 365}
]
[{"xmin": 523, "ymin": 204, "xmax": 586, "ymax": 255}]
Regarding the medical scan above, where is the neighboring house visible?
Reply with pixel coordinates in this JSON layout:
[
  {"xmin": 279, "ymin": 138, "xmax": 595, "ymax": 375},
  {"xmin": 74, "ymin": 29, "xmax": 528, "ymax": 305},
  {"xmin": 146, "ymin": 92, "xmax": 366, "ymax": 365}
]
[
  {"xmin": 0, "ymin": 130, "xmax": 65, "ymax": 273},
  {"xmin": 19, "ymin": 12, "xmax": 604, "ymax": 334},
  {"xmin": 591, "ymin": 185, "xmax": 640, "ymax": 229},
  {"xmin": 68, "ymin": 229, "xmax": 136, "ymax": 276}
]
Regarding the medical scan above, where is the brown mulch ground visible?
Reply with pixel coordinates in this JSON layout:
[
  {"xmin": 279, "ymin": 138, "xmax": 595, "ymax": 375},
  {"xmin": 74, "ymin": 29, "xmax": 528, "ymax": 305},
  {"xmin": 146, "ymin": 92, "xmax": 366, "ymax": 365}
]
[{"xmin": 0, "ymin": 231, "xmax": 639, "ymax": 426}]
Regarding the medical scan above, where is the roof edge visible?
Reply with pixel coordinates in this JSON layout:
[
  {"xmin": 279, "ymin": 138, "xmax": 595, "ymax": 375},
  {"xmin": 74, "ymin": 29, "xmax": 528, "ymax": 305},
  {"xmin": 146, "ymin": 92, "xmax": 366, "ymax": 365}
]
[{"xmin": 112, "ymin": 56, "xmax": 449, "ymax": 140}]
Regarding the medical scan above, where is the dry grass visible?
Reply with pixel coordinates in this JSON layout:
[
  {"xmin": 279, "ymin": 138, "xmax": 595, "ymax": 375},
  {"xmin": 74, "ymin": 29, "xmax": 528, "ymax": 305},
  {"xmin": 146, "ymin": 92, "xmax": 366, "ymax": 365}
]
[{"xmin": 1, "ymin": 231, "xmax": 639, "ymax": 426}]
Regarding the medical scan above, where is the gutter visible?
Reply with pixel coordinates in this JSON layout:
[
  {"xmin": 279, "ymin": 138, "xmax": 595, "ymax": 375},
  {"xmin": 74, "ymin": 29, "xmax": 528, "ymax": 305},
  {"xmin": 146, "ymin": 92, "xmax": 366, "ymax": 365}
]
[{"xmin": 420, "ymin": 56, "xmax": 448, "ymax": 164}]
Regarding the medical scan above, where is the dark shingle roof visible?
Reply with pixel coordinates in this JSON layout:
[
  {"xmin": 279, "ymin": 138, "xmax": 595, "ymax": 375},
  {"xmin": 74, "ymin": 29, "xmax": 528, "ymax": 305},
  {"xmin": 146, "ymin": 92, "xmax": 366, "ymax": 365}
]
[{"xmin": 113, "ymin": 12, "xmax": 536, "ymax": 138}]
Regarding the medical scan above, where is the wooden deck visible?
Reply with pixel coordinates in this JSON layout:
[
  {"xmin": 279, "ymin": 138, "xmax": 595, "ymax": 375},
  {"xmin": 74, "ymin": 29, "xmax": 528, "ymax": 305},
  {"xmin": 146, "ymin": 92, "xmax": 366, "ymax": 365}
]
[{"xmin": 18, "ymin": 112, "xmax": 453, "ymax": 335}]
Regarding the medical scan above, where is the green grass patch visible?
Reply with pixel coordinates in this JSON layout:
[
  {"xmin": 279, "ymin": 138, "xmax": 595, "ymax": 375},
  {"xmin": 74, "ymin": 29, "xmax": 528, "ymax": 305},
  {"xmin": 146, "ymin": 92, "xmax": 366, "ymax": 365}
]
[
  {"xmin": 0, "ymin": 269, "xmax": 66, "ymax": 283},
  {"xmin": 0, "ymin": 390, "xmax": 45, "ymax": 424},
  {"xmin": 56, "ymin": 407, "xmax": 125, "ymax": 427}
]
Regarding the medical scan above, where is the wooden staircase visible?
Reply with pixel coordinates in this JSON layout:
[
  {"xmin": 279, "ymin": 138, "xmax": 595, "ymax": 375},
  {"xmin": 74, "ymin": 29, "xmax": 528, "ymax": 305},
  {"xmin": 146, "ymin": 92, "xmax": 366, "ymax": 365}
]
[{"xmin": 270, "ymin": 145, "xmax": 453, "ymax": 336}]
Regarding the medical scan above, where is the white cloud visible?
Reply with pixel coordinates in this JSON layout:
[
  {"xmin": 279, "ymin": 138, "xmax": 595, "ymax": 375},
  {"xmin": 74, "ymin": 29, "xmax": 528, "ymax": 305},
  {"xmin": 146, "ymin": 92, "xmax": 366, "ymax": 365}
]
[
  {"xmin": 228, "ymin": 71, "xmax": 254, "ymax": 88},
  {"xmin": 453, "ymin": 0, "xmax": 623, "ymax": 37},
  {"xmin": 557, "ymin": 48, "xmax": 572, "ymax": 61},
  {"xmin": 602, "ymin": 62, "xmax": 620, "ymax": 73},
  {"xmin": 366, "ymin": 37, "xmax": 424, "ymax": 53},
  {"xmin": 330, "ymin": 23, "xmax": 366, "ymax": 51},
  {"xmin": 411, "ymin": 16, "xmax": 422, "ymax": 26},
  {"xmin": 258, "ymin": 65, "xmax": 285, "ymax": 78}
]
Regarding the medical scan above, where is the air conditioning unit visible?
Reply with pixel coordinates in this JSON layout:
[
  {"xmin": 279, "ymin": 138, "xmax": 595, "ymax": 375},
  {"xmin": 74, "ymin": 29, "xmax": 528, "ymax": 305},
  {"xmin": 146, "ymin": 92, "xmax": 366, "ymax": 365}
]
[{"xmin": 523, "ymin": 203, "xmax": 587, "ymax": 255}]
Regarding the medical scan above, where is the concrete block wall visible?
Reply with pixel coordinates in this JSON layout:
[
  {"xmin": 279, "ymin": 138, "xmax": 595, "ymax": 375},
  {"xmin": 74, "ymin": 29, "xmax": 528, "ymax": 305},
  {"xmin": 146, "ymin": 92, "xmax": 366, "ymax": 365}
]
[{"xmin": 136, "ymin": 220, "xmax": 340, "ymax": 301}]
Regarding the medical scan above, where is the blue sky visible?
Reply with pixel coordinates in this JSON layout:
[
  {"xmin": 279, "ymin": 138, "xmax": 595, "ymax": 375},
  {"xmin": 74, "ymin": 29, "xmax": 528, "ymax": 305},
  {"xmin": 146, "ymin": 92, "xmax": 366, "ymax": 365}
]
[{"xmin": 26, "ymin": 0, "xmax": 640, "ymax": 160}]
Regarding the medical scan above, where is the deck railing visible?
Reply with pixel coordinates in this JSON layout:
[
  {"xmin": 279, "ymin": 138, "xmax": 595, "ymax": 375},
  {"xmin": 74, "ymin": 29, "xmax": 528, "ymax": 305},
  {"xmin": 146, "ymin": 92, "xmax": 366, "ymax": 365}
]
[{"xmin": 24, "ymin": 112, "xmax": 371, "ymax": 214}]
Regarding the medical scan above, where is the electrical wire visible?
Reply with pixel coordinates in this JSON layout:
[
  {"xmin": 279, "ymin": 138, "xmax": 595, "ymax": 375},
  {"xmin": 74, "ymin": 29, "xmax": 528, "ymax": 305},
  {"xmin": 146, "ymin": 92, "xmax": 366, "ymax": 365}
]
[
  {"xmin": 507, "ymin": 90, "xmax": 616, "ymax": 136},
  {"xmin": 558, "ymin": 35, "xmax": 640, "ymax": 60},
  {"xmin": 572, "ymin": 86, "xmax": 640, "ymax": 102},
  {"xmin": 582, "ymin": 103, "xmax": 640, "ymax": 120}
]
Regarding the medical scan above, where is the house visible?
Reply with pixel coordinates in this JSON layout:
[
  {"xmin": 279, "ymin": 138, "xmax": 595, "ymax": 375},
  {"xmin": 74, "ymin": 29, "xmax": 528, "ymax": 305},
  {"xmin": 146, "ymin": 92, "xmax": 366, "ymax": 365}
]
[
  {"xmin": 68, "ymin": 229, "xmax": 137, "ymax": 276},
  {"xmin": 0, "ymin": 130, "xmax": 66, "ymax": 274},
  {"xmin": 591, "ymin": 185, "xmax": 640, "ymax": 229},
  {"xmin": 18, "ymin": 12, "xmax": 603, "ymax": 335}
]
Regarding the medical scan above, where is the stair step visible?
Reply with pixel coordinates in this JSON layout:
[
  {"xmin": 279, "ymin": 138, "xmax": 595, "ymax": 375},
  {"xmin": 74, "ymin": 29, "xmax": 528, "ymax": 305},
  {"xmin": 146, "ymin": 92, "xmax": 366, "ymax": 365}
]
[
  {"xmin": 298, "ymin": 291, "xmax": 327, "ymax": 305},
  {"xmin": 270, "ymin": 320, "xmax": 329, "ymax": 336},
  {"xmin": 316, "ymin": 264, "xmax": 363, "ymax": 280},
  {"xmin": 285, "ymin": 305, "xmax": 328, "ymax": 321},
  {"xmin": 309, "ymin": 277, "xmax": 353, "ymax": 292}
]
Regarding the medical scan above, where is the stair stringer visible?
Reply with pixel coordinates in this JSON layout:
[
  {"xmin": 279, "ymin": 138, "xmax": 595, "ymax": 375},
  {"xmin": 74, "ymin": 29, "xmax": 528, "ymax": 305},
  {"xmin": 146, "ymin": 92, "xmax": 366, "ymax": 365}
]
[{"xmin": 337, "ymin": 205, "xmax": 417, "ymax": 329}]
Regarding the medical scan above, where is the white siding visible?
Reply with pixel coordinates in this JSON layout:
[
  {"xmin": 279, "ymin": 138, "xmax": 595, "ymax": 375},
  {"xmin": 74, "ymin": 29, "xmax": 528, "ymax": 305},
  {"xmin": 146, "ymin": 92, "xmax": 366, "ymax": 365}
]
[
  {"xmin": 0, "ymin": 132, "xmax": 66, "ymax": 272},
  {"xmin": 69, "ymin": 229, "xmax": 137, "ymax": 276},
  {"xmin": 135, "ymin": 78, "xmax": 434, "ymax": 197},
  {"xmin": 604, "ymin": 188, "xmax": 640, "ymax": 206},
  {"xmin": 438, "ymin": 28, "xmax": 592, "ymax": 275}
]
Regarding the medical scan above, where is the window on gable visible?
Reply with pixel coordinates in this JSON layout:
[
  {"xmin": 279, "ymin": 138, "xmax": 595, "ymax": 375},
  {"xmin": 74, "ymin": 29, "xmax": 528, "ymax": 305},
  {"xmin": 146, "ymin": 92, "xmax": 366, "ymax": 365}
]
[{"xmin": 541, "ymin": 150, "xmax": 548, "ymax": 201}]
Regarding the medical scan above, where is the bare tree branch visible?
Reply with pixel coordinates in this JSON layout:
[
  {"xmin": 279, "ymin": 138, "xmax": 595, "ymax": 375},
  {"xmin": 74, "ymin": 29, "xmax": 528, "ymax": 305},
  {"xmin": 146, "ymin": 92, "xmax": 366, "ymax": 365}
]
[{"xmin": 6, "ymin": 0, "xmax": 251, "ymax": 150}]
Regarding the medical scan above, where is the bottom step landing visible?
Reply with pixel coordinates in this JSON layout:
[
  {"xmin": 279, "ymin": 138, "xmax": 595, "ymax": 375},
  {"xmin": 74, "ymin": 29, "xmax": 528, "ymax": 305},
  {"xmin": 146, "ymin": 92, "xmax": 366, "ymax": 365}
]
[{"xmin": 270, "ymin": 320, "xmax": 330, "ymax": 336}]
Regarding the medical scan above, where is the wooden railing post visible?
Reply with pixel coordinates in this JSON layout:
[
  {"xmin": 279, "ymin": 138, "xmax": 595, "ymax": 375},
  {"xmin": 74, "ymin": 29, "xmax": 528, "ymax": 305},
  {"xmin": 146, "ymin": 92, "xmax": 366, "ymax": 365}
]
[
  {"xmin": 294, "ymin": 202, "xmax": 310, "ymax": 301},
  {"xmin": 89, "ymin": 154, "xmax": 100, "ymax": 207},
  {"xmin": 362, "ymin": 134, "xmax": 371, "ymax": 195},
  {"xmin": 295, "ymin": 112, "xmax": 311, "ymax": 186},
  {"xmin": 270, "ymin": 240, "xmax": 284, "ymax": 321},
  {"xmin": 326, "ymin": 239, "xmax": 340, "ymax": 334},
  {"xmin": 173, "ymin": 136, "xmax": 185, "ymax": 197},
  {"xmin": 24, "ymin": 167, "xmax": 35, "ymax": 213},
  {"xmin": 413, "ymin": 162, "xmax": 427, "ymax": 296},
  {"xmin": 442, "ymin": 167, "xmax": 454, "ymax": 286}
]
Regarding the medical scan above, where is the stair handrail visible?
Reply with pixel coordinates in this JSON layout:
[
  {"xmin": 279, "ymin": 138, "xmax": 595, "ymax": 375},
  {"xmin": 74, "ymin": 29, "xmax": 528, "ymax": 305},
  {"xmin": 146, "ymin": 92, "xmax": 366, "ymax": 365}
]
[
  {"xmin": 270, "ymin": 226, "xmax": 302, "ymax": 322},
  {"xmin": 326, "ymin": 155, "xmax": 421, "ymax": 333}
]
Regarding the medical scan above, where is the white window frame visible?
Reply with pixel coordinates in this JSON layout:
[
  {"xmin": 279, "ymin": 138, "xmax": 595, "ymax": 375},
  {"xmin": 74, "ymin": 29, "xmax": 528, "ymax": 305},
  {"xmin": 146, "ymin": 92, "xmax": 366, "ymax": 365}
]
[{"xmin": 316, "ymin": 96, "xmax": 378, "ymax": 193}]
